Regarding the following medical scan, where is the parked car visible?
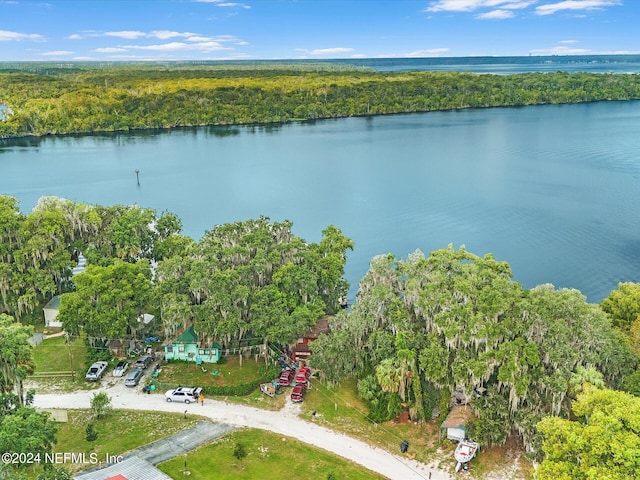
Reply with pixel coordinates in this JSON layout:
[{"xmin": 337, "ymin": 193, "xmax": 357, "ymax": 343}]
[
  {"xmin": 85, "ymin": 361, "xmax": 108, "ymax": 382},
  {"xmin": 165, "ymin": 386, "xmax": 202, "ymax": 403},
  {"xmin": 124, "ymin": 368, "xmax": 144, "ymax": 387},
  {"xmin": 112, "ymin": 360, "xmax": 129, "ymax": 377},
  {"xmin": 290, "ymin": 384, "xmax": 306, "ymax": 403},
  {"xmin": 295, "ymin": 367, "xmax": 311, "ymax": 385},
  {"xmin": 277, "ymin": 369, "xmax": 295, "ymax": 387},
  {"xmin": 134, "ymin": 355, "xmax": 154, "ymax": 371}
]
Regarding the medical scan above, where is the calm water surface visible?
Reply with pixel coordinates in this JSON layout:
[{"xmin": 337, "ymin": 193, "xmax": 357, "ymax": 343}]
[{"xmin": 2, "ymin": 101, "xmax": 640, "ymax": 302}]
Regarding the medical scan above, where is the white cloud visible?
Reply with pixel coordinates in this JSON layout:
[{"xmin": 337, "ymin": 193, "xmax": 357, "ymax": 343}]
[
  {"xmin": 72, "ymin": 56, "xmax": 99, "ymax": 61},
  {"xmin": 38, "ymin": 50, "xmax": 75, "ymax": 56},
  {"xmin": 0, "ymin": 29, "xmax": 44, "ymax": 41},
  {"xmin": 559, "ymin": 39, "xmax": 578, "ymax": 43},
  {"xmin": 425, "ymin": 0, "xmax": 536, "ymax": 12},
  {"xmin": 150, "ymin": 30, "xmax": 197, "ymax": 40},
  {"xmin": 402, "ymin": 48, "xmax": 450, "ymax": 57},
  {"xmin": 105, "ymin": 31, "xmax": 147, "ymax": 39},
  {"xmin": 477, "ymin": 8, "xmax": 516, "ymax": 18},
  {"xmin": 535, "ymin": 0, "xmax": 621, "ymax": 16},
  {"xmin": 123, "ymin": 41, "xmax": 228, "ymax": 52},
  {"xmin": 193, "ymin": 0, "xmax": 250, "ymax": 7},
  {"xmin": 93, "ymin": 47, "xmax": 128, "ymax": 53},
  {"xmin": 186, "ymin": 35, "xmax": 215, "ymax": 42},
  {"xmin": 529, "ymin": 45, "xmax": 591, "ymax": 54},
  {"xmin": 67, "ymin": 34, "xmax": 83, "ymax": 40},
  {"xmin": 504, "ymin": 1, "xmax": 537, "ymax": 7},
  {"xmin": 304, "ymin": 47, "xmax": 355, "ymax": 56}
]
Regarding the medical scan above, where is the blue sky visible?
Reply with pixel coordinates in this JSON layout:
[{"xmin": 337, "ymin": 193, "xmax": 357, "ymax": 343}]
[{"xmin": 0, "ymin": 0, "xmax": 638, "ymax": 61}]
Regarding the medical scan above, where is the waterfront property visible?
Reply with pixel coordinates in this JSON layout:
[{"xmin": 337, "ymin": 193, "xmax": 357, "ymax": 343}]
[
  {"xmin": 163, "ymin": 325, "xmax": 222, "ymax": 363},
  {"xmin": 3, "ymin": 101, "xmax": 640, "ymax": 303}
]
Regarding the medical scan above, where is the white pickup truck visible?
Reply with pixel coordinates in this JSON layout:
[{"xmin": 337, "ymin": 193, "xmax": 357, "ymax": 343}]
[{"xmin": 85, "ymin": 361, "xmax": 109, "ymax": 381}]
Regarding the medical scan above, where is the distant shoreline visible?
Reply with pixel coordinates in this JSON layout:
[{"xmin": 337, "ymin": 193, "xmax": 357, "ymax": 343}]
[{"xmin": 2, "ymin": 66, "xmax": 640, "ymax": 140}]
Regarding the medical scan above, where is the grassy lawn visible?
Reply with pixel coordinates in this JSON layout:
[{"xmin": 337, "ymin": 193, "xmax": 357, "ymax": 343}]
[
  {"xmin": 211, "ymin": 387, "xmax": 288, "ymax": 411},
  {"xmin": 158, "ymin": 428, "xmax": 386, "ymax": 480},
  {"xmin": 157, "ymin": 356, "xmax": 267, "ymax": 387},
  {"xmin": 300, "ymin": 377, "xmax": 532, "ymax": 479},
  {"xmin": 153, "ymin": 356, "xmax": 286, "ymax": 410},
  {"xmin": 22, "ymin": 409, "xmax": 198, "ymax": 478},
  {"xmin": 300, "ymin": 377, "xmax": 441, "ymax": 466},
  {"xmin": 29, "ymin": 335, "xmax": 91, "ymax": 391}
]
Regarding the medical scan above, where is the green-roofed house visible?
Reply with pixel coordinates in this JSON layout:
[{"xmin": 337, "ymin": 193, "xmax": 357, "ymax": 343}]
[
  {"xmin": 163, "ymin": 325, "xmax": 222, "ymax": 363},
  {"xmin": 43, "ymin": 295, "xmax": 62, "ymax": 328}
]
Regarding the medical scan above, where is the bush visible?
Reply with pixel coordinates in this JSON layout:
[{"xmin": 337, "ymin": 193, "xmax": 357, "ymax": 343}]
[
  {"xmin": 84, "ymin": 340, "xmax": 112, "ymax": 368},
  {"xmin": 233, "ymin": 442, "xmax": 247, "ymax": 460},
  {"xmin": 85, "ymin": 423, "xmax": 98, "ymax": 442},
  {"xmin": 200, "ymin": 364, "xmax": 281, "ymax": 397},
  {"xmin": 357, "ymin": 374, "xmax": 402, "ymax": 423}
]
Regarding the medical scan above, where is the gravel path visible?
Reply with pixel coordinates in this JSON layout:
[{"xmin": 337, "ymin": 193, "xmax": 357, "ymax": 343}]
[{"xmin": 34, "ymin": 384, "xmax": 452, "ymax": 480}]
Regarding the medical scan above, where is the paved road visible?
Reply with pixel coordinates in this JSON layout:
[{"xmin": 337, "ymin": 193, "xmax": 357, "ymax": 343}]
[
  {"xmin": 34, "ymin": 387, "xmax": 450, "ymax": 480},
  {"xmin": 130, "ymin": 420, "xmax": 234, "ymax": 465}
]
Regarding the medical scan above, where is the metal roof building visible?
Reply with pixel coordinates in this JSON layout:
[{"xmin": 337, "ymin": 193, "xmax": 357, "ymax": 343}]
[{"xmin": 74, "ymin": 455, "xmax": 172, "ymax": 480}]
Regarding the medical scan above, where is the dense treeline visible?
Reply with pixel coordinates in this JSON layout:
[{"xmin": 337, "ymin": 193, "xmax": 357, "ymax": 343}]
[
  {"xmin": 1, "ymin": 64, "xmax": 640, "ymax": 138},
  {"xmin": 0, "ymin": 196, "xmax": 352, "ymax": 353},
  {"xmin": 2, "ymin": 193, "xmax": 640, "ymax": 474},
  {"xmin": 310, "ymin": 248, "xmax": 640, "ymax": 452}
]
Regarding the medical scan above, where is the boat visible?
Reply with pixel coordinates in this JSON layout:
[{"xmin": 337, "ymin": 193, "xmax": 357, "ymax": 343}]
[{"xmin": 454, "ymin": 439, "xmax": 479, "ymax": 471}]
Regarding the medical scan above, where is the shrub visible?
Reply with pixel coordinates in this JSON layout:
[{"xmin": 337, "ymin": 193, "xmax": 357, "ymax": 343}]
[
  {"xmin": 85, "ymin": 423, "xmax": 97, "ymax": 442},
  {"xmin": 233, "ymin": 442, "xmax": 247, "ymax": 460}
]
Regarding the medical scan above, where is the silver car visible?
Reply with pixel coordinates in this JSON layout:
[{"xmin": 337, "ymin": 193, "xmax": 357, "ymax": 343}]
[
  {"xmin": 112, "ymin": 360, "xmax": 129, "ymax": 377},
  {"xmin": 85, "ymin": 361, "xmax": 108, "ymax": 382},
  {"xmin": 124, "ymin": 368, "xmax": 144, "ymax": 387}
]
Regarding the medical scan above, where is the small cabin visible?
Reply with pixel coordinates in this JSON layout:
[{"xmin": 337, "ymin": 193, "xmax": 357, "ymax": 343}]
[
  {"xmin": 291, "ymin": 316, "xmax": 331, "ymax": 361},
  {"xmin": 441, "ymin": 405, "xmax": 476, "ymax": 443},
  {"xmin": 163, "ymin": 325, "xmax": 221, "ymax": 364}
]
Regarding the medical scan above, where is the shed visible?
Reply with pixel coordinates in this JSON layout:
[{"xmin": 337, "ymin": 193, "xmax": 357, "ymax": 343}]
[
  {"xmin": 163, "ymin": 325, "xmax": 222, "ymax": 364},
  {"xmin": 441, "ymin": 405, "xmax": 476, "ymax": 442},
  {"xmin": 43, "ymin": 295, "xmax": 62, "ymax": 328}
]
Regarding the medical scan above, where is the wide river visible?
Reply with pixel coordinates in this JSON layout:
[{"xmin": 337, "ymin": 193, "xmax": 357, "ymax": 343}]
[{"xmin": 2, "ymin": 100, "xmax": 640, "ymax": 303}]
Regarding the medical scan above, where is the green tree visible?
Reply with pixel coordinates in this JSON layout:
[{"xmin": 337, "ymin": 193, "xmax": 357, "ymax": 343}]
[
  {"xmin": 156, "ymin": 217, "xmax": 351, "ymax": 351},
  {"xmin": 536, "ymin": 387, "xmax": 640, "ymax": 480},
  {"xmin": 0, "ymin": 407, "xmax": 58, "ymax": 464},
  {"xmin": 601, "ymin": 282, "xmax": 640, "ymax": 331},
  {"xmin": 313, "ymin": 246, "xmax": 632, "ymax": 448},
  {"xmin": 90, "ymin": 392, "xmax": 112, "ymax": 419},
  {"xmin": 57, "ymin": 260, "xmax": 153, "ymax": 346},
  {"xmin": 0, "ymin": 314, "xmax": 34, "ymax": 405}
]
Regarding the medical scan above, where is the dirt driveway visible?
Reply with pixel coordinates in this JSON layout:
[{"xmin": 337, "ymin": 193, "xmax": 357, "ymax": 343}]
[{"xmin": 34, "ymin": 384, "xmax": 448, "ymax": 480}]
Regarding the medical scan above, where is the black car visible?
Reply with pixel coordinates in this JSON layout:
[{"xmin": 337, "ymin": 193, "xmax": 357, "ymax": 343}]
[{"xmin": 134, "ymin": 355, "xmax": 153, "ymax": 370}]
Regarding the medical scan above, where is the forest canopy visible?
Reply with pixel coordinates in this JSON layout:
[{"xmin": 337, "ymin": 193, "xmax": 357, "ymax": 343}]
[
  {"xmin": 2, "ymin": 194, "xmax": 640, "ymax": 472},
  {"xmin": 309, "ymin": 247, "xmax": 638, "ymax": 449},
  {"xmin": 2, "ymin": 63, "xmax": 640, "ymax": 138},
  {"xmin": 0, "ymin": 196, "xmax": 353, "ymax": 352}
]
